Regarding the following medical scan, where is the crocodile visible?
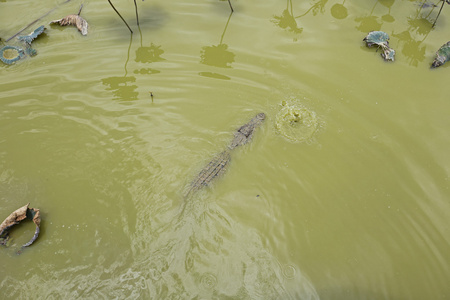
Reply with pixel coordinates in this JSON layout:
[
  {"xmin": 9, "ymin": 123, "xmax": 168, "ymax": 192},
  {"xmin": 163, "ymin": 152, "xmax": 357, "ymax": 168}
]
[{"xmin": 184, "ymin": 112, "xmax": 265, "ymax": 199}]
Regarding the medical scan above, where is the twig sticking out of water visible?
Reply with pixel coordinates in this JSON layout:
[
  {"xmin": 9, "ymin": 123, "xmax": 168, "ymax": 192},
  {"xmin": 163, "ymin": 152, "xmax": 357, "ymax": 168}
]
[
  {"xmin": 134, "ymin": 0, "xmax": 140, "ymax": 26},
  {"xmin": 228, "ymin": 0, "xmax": 234, "ymax": 12},
  {"xmin": 107, "ymin": 0, "xmax": 133, "ymax": 34},
  {"xmin": 432, "ymin": 0, "xmax": 450, "ymax": 27}
]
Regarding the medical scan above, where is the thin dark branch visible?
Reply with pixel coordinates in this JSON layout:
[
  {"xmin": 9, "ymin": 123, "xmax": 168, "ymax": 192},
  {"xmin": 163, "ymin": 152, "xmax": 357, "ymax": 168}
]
[
  {"xmin": 432, "ymin": 0, "xmax": 446, "ymax": 27},
  {"xmin": 134, "ymin": 0, "xmax": 140, "ymax": 26},
  {"xmin": 108, "ymin": 0, "xmax": 133, "ymax": 34},
  {"xmin": 228, "ymin": 0, "xmax": 234, "ymax": 12},
  {"xmin": 78, "ymin": 4, "xmax": 83, "ymax": 16}
]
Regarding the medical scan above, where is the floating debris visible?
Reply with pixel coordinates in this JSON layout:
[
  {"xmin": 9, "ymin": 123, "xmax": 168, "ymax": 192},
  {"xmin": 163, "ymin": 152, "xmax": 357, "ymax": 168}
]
[
  {"xmin": 26, "ymin": 47, "xmax": 37, "ymax": 56},
  {"xmin": 0, "ymin": 45, "xmax": 25, "ymax": 64},
  {"xmin": 0, "ymin": 203, "xmax": 41, "ymax": 250},
  {"xmin": 51, "ymin": 5, "xmax": 88, "ymax": 36},
  {"xmin": 363, "ymin": 31, "xmax": 396, "ymax": 62},
  {"xmin": 17, "ymin": 25, "xmax": 46, "ymax": 44},
  {"xmin": 51, "ymin": 14, "xmax": 88, "ymax": 35},
  {"xmin": 363, "ymin": 31, "xmax": 390, "ymax": 48},
  {"xmin": 0, "ymin": 25, "xmax": 45, "ymax": 65},
  {"xmin": 381, "ymin": 47, "xmax": 396, "ymax": 61},
  {"xmin": 431, "ymin": 41, "xmax": 450, "ymax": 68}
]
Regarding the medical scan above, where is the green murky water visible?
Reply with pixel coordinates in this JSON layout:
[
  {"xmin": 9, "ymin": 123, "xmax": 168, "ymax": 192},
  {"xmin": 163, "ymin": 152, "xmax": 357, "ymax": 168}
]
[{"xmin": 1, "ymin": 0, "xmax": 450, "ymax": 298}]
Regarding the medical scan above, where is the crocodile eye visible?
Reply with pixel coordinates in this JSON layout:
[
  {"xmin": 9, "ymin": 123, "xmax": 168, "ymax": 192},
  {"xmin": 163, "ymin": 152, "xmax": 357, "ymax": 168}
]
[{"xmin": 257, "ymin": 113, "xmax": 266, "ymax": 120}]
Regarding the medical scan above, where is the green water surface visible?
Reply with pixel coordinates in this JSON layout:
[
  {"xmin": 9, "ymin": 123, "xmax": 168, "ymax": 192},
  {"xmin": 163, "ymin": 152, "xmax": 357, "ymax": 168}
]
[{"xmin": 1, "ymin": 0, "xmax": 450, "ymax": 299}]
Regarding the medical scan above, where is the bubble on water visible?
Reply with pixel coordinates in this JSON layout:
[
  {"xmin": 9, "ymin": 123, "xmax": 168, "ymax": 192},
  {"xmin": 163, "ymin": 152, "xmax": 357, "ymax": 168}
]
[
  {"xmin": 200, "ymin": 272, "xmax": 217, "ymax": 290},
  {"xmin": 275, "ymin": 101, "xmax": 318, "ymax": 143},
  {"xmin": 282, "ymin": 264, "xmax": 296, "ymax": 279}
]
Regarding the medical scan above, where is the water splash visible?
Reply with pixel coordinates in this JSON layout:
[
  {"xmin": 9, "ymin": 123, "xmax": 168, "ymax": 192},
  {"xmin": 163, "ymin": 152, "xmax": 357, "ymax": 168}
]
[{"xmin": 275, "ymin": 101, "xmax": 319, "ymax": 143}]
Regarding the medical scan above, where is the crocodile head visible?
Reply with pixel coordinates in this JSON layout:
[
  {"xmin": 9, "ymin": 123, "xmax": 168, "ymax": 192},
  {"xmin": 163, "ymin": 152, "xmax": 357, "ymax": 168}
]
[
  {"xmin": 256, "ymin": 112, "xmax": 266, "ymax": 121},
  {"xmin": 241, "ymin": 112, "xmax": 265, "ymax": 136},
  {"xmin": 229, "ymin": 113, "xmax": 266, "ymax": 149}
]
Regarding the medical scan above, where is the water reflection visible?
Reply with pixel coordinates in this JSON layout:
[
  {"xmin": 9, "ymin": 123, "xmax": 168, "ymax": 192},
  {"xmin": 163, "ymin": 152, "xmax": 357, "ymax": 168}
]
[
  {"xmin": 379, "ymin": 0, "xmax": 395, "ymax": 23},
  {"xmin": 101, "ymin": 27, "xmax": 166, "ymax": 100},
  {"xmin": 102, "ymin": 76, "xmax": 139, "ymax": 101},
  {"xmin": 200, "ymin": 44, "xmax": 234, "ymax": 68},
  {"xmin": 198, "ymin": 72, "xmax": 230, "ymax": 80},
  {"xmin": 133, "ymin": 68, "xmax": 160, "ymax": 75},
  {"xmin": 274, "ymin": 0, "xmax": 349, "ymax": 23},
  {"xmin": 391, "ymin": 14, "xmax": 432, "ymax": 66},
  {"xmin": 330, "ymin": 1, "xmax": 348, "ymax": 20},
  {"xmin": 419, "ymin": 1, "xmax": 438, "ymax": 9},
  {"xmin": 354, "ymin": 0, "xmax": 397, "ymax": 32},
  {"xmin": 272, "ymin": 0, "xmax": 304, "ymax": 38},
  {"xmin": 135, "ymin": 43, "xmax": 165, "ymax": 64},
  {"xmin": 353, "ymin": 1, "xmax": 433, "ymax": 67},
  {"xmin": 101, "ymin": 34, "xmax": 138, "ymax": 101},
  {"xmin": 129, "ymin": 190, "xmax": 320, "ymax": 298},
  {"xmin": 296, "ymin": 0, "xmax": 328, "ymax": 18},
  {"xmin": 354, "ymin": 7, "xmax": 382, "ymax": 32},
  {"xmin": 415, "ymin": 0, "xmax": 448, "ymax": 26},
  {"xmin": 134, "ymin": 38, "xmax": 165, "ymax": 75},
  {"xmin": 200, "ymin": 12, "xmax": 235, "ymax": 69},
  {"xmin": 355, "ymin": 14, "xmax": 382, "ymax": 32}
]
